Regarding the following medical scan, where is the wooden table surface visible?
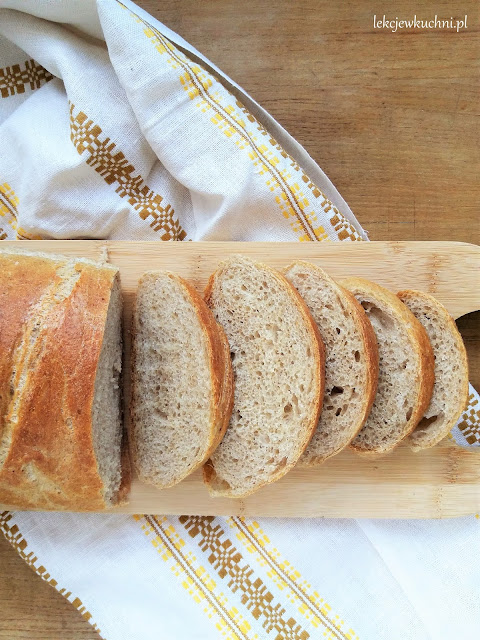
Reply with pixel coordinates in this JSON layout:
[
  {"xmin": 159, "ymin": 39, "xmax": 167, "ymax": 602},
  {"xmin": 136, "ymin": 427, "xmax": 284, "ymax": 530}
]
[{"xmin": 0, "ymin": 0, "xmax": 478, "ymax": 637}]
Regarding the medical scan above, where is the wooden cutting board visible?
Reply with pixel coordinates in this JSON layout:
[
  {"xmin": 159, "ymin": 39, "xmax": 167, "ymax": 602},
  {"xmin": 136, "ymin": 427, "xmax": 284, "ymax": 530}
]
[{"xmin": 2, "ymin": 240, "xmax": 479, "ymax": 518}]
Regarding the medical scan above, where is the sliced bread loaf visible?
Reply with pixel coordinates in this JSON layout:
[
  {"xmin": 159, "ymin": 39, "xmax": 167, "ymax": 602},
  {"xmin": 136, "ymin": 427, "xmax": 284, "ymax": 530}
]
[
  {"xmin": 0, "ymin": 249, "xmax": 127, "ymax": 510},
  {"xmin": 285, "ymin": 261, "xmax": 378, "ymax": 464},
  {"xmin": 203, "ymin": 255, "xmax": 324, "ymax": 498},
  {"xmin": 397, "ymin": 290, "xmax": 469, "ymax": 450},
  {"xmin": 341, "ymin": 277, "xmax": 434, "ymax": 455},
  {"xmin": 131, "ymin": 271, "xmax": 233, "ymax": 489}
]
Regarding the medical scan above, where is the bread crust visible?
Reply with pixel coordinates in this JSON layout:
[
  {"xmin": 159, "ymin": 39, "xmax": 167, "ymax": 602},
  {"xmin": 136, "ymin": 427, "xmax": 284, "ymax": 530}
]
[
  {"xmin": 203, "ymin": 257, "xmax": 324, "ymax": 497},
  {"xmin": 397, "ymin": 289, "xmax": 469, "ymax": 450},
  {"xmin": 179, "ymin": 277, "xmax": 234, "ymax": 461},
  {"xmin": 340, "ymin": 286, "xmax": 379, "ymax": 440},
  {"xmin": 0, "ymin": 251, "xmax": 127, "ymax": 510},
  {"xmin": 285, "ymin": 261, "xmax": 379, "ymax": 465},
  {"xmin": 130, "ymin": 272, "xmax": 234, "ymax": 488},
  {"xmin": 341, "ymin": 277, "xmax": 435, "ymax": 455}
]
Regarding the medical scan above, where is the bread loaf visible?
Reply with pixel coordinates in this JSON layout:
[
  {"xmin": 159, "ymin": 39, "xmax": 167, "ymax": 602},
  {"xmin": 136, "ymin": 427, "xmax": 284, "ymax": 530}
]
[
  {"xmin": 341, "ymin": 277, "xmax": 434, "ymax": 455},
  {"xmin": 203, "ymin": 255, "xmax": 324, "ymax": 497},
  {"xmin": 285, "ymin": 261, "xmax": 378, "ymax": 464},
  {"xmin": 0, "ymin": 249, "xmax": 128, "ymax": 510},
  {"xmin": 397, "ymin": 290, "xmax": 469, "ymax": 450},
  {"xmin": 130, "ymin": 271, "xmax": 234, "ymax": 488}
]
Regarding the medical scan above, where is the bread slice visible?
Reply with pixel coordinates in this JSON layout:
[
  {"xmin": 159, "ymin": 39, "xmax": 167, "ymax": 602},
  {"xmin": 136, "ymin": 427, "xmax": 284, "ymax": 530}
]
[
  {"xmin": 131, "ymin": 271, "xmax": 233, "ymax": 488},
  {"xmin": 397, "ymin": 290, "xmax": 469, "ymax": 450},
  {"xmin": 0, "ymin": 249, "xmax": 127, "ymax": 510},
  {"xmin": 203, "ymin": 255, "xmax": 324, "ymax": 497},
  {"xmin": 341, "ymin": 277, "xmax": 434, "ymax": 455},
  {"xmin": 285, "ymin": 262, "xmax": 378, "ymax": 464}
]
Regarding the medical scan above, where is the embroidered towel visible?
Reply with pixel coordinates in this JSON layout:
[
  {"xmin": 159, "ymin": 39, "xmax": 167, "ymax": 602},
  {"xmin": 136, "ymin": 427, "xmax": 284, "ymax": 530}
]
[{"xmin": 0, "ymin": 2, "xmax": 478, "ymax": 639}]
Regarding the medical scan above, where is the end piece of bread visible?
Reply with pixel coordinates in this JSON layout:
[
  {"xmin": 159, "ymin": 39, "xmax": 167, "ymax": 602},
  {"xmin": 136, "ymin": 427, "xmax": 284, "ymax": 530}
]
[
  {"xmin": 285, "ymin": 262, "xmax": 378, "ymax": 464},
  {"xmin": 0, "ymin": 249, "xmax": 126, "ymax": 510},
  {"xmin": 341, "ymin": 277, "xmax": 434, "ymax": 455},
  {"xmin": 131, "ymin": 271, "xmax": 234, "ymax": 489},
  {"xmin": 397, "ymin": 290, "xmax": 469, "ymax": 450},
  {"xmin": 203, "ymin": 255, "xmax": 324, "ymax": 498}
]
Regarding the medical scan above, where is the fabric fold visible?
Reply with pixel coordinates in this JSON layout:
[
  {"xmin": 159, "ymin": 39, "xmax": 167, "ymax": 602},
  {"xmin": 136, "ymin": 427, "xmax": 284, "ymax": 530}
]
[{"xmin": 0, "ymin": 1, "xmax": 478, "ymax": 639}]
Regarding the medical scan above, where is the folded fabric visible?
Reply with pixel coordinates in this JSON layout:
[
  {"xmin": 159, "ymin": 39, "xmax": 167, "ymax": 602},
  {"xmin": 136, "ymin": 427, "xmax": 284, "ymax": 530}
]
[{"xmin": 0, "ymin": 1, "xmax": 478, "ymax": 639}]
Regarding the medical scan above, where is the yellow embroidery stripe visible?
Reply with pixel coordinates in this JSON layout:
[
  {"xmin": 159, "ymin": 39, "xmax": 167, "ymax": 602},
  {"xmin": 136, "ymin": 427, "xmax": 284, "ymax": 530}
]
[
  {"xmin": 0, "ymin": 59, "xmax": 53, "ymax": 98},
  {"xmin": 139, "ymin": 515, "xmax": 251, "ymax": 640},
  {"xmin": 151, "ymin": 27, "xmax": 361, "ymax": 243},
  {"xmin": 0, "ymin": 182, "xmax": 40, "ymax": 240},
  {"xmin": 68, "ymin": 103, "xmax": 187, "ymax": 241},
  {"xmin": 180, "ymin": 516, "xmax": 310, "ymax": 640},
  {"xmin": 123, "ymin": 3, "xmax": 363, "ymax": 244},
  {"xmin": 136, "ymin": 18, "xmax": 314, "ymax": 242},
  {"xmin": 456, "ymin": 393, "xmax": 480, "ymax": 445},
  {"xmin": 231, "ymin": 517, "xmax": 358, "ymax": 640},
  {"xmin": 0, "ymin": 511, "xmax": 104, "ymax": 638}
]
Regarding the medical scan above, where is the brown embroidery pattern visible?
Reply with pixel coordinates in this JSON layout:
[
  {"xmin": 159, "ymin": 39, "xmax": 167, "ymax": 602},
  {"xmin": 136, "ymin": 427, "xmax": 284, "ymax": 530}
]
[
  {"xmin": 142, "ymin": 515, "xmax": 250, "ymax": 640},
  {"xmin": 0, "ymin": 59, "xmax": 53, "ymax": 98},
  {"xmin": 180, "ymin": 516, "xmax": 310, "ymax": 640},
  {"xmin": 0, "ymin": 512, "xmax": 104, "ymax": 638},
  {"xmin": 69, "ymin": 104, "xmax": 186, "ymax": 240},
  {"xmin": 231, "ymin": 517, "xmax": 356, "ymax": 640},
  {"xmin": 456, "ymin": 393, "xmax": 480, "ymax": 445}
]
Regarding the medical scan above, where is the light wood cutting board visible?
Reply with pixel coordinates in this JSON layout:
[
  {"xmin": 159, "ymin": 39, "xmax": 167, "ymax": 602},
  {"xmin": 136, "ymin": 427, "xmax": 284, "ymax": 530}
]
[{"xmin": 2, "ymin": 240, "xmax": 479, "ymax": 518}]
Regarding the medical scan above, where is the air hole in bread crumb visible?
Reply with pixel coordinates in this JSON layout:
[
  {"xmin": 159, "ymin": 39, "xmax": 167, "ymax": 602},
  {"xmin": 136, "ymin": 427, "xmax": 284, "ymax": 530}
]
[
  {"xmin": 283, "ymin": 403, "xmax": 292, "ymax": 416},
  {"xmin": 336, "ymin": 327, "xmax": 341, "ymax": 334},
  {"xmin": 331, "ymin": 386, "xmax": 344, "ymax": 396},
  {"xmin": 417, "ymin": 415, "xmax": 439, "ymax": 429},
  {"xmin": 406, "ymin": 407, "xmax": 413, "ymax": 421},
  {"xmin": 335, "ymin": 407, "xmax": 342, "ymax": 416},
  {"xmin": 354, "ymin": 351, "xmax": 360, "ymax": 362}
]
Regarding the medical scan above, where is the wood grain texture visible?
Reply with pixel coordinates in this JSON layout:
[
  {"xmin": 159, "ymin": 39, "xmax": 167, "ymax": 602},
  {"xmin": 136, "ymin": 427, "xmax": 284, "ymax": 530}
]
[
  {"xmin": 1, "ymin": 1, "xmax": 478, "ymax": 637},
  {"xmin": 0, "ymin": 239, "xmax": 478, "ymax": 519},
  {"xmin": 155, "ymin": 0, "xmax": 479, "ymax": 246},
  {"xmin": 0, "ymin": 535, "xmax": 96, "ymax": 640}
]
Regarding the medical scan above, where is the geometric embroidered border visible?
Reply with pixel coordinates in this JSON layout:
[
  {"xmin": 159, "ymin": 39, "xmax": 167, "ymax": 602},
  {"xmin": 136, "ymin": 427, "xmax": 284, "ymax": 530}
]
[
  {"xmin": 69, "ymin": 103, "xmax": 186, "ymax": 240},
  {"xmin": 0, "ymin": 59, "xmax": 53, "ymax": 98}
]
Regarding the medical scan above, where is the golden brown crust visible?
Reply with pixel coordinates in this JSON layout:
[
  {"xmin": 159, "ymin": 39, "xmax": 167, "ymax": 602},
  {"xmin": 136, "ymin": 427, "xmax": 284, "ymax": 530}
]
[
  {"xmin": 341, "ymin": 277, "xmax": 435, "ymax": 455},
  {"xmin": 0, "ymin": 252, "xmax": 126, "ymax": 510},
  {"xmin": 283, "ymin": 260, "xmax": 379, "ymax": 466},
  {"xmin": 397, "ymin": 289, "xmax": 469, "ymax": 450},
  {"xmin": 0, "ymin": 254, "xmax": 59, "ymax": 451},
  {"xmin": 178, "ymin": 276, "xmax": 234, "ymax": 460},
  {"xmin": 339, "ymin": 286, "xmax": 379, "ymax": 439},
  {"xmin": 130, "ymin": 272, "xmax": 234, "ymax": 488},
  {"xmin": 273, "ymin": 268, "xmax": 325, "ymax": 460},
  {"xmin": 202, "ymin": 257, "xmax": 324, "ymax": 497}
]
